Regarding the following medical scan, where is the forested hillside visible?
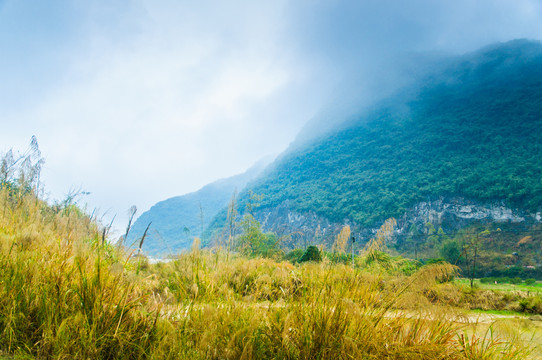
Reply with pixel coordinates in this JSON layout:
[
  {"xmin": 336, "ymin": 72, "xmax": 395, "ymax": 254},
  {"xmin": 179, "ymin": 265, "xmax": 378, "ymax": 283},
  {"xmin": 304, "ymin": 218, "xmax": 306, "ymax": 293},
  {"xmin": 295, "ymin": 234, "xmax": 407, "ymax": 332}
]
[{"xmin": 232, "ymin": 40, "xmax": 542, "ymax": 232}]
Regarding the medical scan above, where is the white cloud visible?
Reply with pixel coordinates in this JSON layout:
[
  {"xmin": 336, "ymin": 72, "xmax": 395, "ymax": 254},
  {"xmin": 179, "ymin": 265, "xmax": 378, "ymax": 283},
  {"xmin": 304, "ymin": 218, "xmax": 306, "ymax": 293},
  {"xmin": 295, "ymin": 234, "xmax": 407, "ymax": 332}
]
[{"xmin": 2, "ymin": 0, "xmax": 307, "ymax": 230}]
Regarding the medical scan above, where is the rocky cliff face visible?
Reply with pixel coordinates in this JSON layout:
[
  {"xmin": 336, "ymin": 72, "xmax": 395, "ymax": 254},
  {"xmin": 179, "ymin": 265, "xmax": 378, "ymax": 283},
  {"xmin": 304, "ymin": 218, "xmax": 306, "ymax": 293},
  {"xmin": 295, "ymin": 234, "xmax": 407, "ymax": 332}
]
[
  {"xmin": 395, "ymin": 198, "xmax": 541, "ymax": 235},
  {"xmin": 254, "ymin": 197, "xmax": 541, "ymax": 248},
  {"xmin": 255, "ymin": 200, "xmax": 348, "ymax": 248}
]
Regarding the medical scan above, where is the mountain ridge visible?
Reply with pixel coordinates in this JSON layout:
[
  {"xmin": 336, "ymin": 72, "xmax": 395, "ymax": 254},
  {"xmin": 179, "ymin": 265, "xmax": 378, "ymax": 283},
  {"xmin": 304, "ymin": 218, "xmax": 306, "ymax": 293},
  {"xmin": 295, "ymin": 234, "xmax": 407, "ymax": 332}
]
[{"xmin": 206, "ymin": 39, "xmax": 542, "ymax": 247}]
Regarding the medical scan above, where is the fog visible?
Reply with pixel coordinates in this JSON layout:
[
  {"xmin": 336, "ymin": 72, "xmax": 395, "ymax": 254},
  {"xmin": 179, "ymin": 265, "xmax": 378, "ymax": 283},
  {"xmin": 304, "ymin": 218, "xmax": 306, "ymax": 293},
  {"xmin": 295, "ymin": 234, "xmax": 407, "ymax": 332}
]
[{"xmin": 1, "ymin": 0, "xmax": 541, "ymax": 233}]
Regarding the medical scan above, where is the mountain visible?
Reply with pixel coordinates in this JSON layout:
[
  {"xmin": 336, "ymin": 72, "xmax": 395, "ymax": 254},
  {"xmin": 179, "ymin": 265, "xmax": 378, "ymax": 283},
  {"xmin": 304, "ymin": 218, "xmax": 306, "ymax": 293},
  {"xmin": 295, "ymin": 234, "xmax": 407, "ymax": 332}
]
[
  {"xmin": 208, "ymin": 39, "xmax": 542, "ymax": 247},
  {"xmin": 126, "ymin": 156, "xmax": 273, "ymax": 256}
]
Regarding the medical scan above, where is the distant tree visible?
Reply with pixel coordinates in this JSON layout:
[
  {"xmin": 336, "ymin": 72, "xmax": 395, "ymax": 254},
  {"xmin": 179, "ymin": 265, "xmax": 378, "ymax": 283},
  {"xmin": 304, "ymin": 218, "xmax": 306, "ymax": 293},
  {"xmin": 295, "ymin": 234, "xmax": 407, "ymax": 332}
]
[
  {"xmin": 439, "ymin": 240, "xmax": 461, "ymax": 264},
  {"xmin": 299, "ymin": 245, "xmax": 322, "ymax": 263},
  {"xmin": 437, "ymin": 227, "xmax": 449, "ymax": 243},
  {"xmin": 459, "ymin": 229, "xmax": 490, "ymax": 288},
  {"xmin": 237, "ymin": 214, "xmax": 279, "ymax": 258},
  {"xmin": 246, "ymin": 190, "xmax": 263, "ymax": 217}
]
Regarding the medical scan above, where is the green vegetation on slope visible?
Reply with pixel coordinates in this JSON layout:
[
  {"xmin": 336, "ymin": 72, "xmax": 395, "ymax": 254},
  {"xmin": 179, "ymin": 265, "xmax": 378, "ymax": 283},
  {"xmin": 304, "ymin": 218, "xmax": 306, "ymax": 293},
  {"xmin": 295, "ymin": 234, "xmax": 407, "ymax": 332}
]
[{"xmin": 240, "ymin": 40, "xmax": 542, "ymax": 227}]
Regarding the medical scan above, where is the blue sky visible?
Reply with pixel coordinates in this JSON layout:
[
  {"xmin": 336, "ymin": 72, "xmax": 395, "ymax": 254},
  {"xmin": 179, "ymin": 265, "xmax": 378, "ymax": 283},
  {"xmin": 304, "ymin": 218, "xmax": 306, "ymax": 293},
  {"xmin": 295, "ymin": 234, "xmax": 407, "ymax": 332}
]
[{"xmin": 1, "ymin": 0, "xmax": 542, "ymax": 233}]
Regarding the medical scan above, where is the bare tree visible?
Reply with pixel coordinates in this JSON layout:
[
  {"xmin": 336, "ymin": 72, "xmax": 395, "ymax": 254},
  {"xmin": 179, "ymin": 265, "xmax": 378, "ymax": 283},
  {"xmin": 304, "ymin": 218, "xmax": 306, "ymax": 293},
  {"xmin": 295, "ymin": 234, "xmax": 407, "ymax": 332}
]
[{"xmin": 459, "ymin": 229, "xmax": 490, "ymax": 288}]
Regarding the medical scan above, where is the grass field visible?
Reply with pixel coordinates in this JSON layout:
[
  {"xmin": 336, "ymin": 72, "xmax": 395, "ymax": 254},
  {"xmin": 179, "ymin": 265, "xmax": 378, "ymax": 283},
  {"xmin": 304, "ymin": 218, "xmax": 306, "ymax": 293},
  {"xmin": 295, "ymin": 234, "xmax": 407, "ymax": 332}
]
[
  {"xmin": 454, "ymin": 278, "xmax": 542, "ymax": 294},
  {"xmin": 0, "ymin": 188, "xmax": 538, "ymax": 358},
  {"xmin": 462, "ymin": 314, "xmax": 542, "ymax": 359}
]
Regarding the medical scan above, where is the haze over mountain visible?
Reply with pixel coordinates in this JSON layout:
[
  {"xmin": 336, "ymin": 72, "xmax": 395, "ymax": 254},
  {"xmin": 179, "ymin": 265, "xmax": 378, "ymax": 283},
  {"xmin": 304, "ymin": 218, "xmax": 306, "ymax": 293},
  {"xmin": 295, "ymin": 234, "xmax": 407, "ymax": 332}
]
[
  {"xmin": 127, "ymin": 156, "xmax": 272, "ymax": 256},
  {"xmin": 203, "ymin": 39, "xmax": 542, "ymax": 249}
]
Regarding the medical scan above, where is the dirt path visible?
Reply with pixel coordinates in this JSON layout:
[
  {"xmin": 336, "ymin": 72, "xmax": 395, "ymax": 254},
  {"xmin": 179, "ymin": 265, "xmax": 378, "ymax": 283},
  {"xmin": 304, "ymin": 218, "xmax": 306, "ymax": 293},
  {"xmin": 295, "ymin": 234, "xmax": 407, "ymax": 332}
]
[{"xmin": 461, "ymin": 311, "xmax": 530, "ymax": 324}]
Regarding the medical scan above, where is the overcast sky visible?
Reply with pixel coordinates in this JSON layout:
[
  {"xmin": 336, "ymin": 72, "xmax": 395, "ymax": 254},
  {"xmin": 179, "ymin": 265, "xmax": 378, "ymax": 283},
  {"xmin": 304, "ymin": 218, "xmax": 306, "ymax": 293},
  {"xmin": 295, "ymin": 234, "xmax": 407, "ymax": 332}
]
[{"xmin": 1, "ymin": 0, "xmax": 542, "ymax": 233}]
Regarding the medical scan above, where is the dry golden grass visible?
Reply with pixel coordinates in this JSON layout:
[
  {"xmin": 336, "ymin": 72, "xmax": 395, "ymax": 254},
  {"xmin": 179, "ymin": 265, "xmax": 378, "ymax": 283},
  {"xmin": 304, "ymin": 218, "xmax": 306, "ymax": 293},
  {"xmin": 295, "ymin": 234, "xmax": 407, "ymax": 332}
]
[{"xmin": 0, "ymin": 189, "xmax": 532, "ymax": 359}]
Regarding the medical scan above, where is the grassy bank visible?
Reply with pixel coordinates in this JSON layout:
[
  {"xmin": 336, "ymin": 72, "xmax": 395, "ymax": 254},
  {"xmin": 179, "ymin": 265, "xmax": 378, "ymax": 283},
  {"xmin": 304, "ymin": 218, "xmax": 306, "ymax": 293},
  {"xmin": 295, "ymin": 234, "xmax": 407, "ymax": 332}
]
[
  {"xmin": 0, "ymin": 187, "xmax": 534, "ymax": 358},
  {"xmin": 454, "ymin": 278, "xmax": 542, "ymax": 294}
]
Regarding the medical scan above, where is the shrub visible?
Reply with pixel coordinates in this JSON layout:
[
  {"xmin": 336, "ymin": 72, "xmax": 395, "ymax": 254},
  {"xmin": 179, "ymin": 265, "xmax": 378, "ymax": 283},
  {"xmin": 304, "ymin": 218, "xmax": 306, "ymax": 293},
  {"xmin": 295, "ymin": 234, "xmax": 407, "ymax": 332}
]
[
  {"xmin": 299, "ymin": 245, "xmax": 322, "ymax": 263},
  {"xmin": 519, "ymin": 296, "xmax": 542, "ymax": 314},
  {"xmin": 439, "ymin": 240, "xmax": 461, "ymax": 264},
  {"xmin": 425, "ymin": 258, "xmax": 447, "ymax": 265},
  {"xmin": 284, "ymin": 248, "xmax": 304, "ymax": 264}
]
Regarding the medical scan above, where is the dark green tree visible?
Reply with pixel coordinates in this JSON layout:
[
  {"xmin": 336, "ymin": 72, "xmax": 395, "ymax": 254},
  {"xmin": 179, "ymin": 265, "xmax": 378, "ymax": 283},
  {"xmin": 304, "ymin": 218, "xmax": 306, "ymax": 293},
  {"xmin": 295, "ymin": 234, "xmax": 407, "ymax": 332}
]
[
  {"xmin": 299, "ymin": 245, "xmax": 322, "ymax": 263},
  {"xmin": 439, "ymin": 240, "xmax": 461, "ymax": 264}
]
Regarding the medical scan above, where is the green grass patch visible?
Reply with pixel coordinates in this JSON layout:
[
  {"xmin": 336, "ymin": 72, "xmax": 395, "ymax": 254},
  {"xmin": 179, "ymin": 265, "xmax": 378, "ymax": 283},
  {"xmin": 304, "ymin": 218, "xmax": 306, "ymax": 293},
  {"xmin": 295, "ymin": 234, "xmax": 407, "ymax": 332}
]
[
  {"xmin": 454, "ymin": 278, "xmax": 542, "ymax": 293},
  {"xmin": 468, "ymin": 309, "xmax": 528, "ymax": 317}
]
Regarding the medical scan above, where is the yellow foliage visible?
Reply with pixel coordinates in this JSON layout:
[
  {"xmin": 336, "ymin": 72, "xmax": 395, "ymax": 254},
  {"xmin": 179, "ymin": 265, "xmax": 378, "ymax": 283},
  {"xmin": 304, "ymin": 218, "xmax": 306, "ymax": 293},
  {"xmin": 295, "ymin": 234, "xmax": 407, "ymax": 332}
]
[
  {"xmin": 332, "ymin": 225, "xmax": 351, "ymax": 254},
  {"xmin": 517, "ymin": 236, "xmax": 532, "ymax": 246},
  {"xmin": 360, "ymin": 218, "xmax": 397, "ymax": 270}
]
